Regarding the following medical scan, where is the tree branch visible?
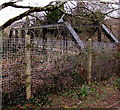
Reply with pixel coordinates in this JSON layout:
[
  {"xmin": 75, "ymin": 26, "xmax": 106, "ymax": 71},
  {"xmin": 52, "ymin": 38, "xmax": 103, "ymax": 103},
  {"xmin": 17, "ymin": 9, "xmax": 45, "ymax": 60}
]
[
  {"xmin": 104, "ymin": 8, "xmax": 120, "ymax": 15},
  {"xmin": 29, "ymin": 14, "xmax": 45, "ymax": 25},
  {"xmin": 0, "ymin": 1, "xmax": 16, "ymax": 11},
  {"xmin": 99, "ymin": 1, "xmax": 120, "ymax": 5},
  {"xmin": 0, "ymin": 2, "xmax": 66, "ymax": 31},
  {"xmin": 58, "ymin": 8, "xmax": 98, "ymax": 22},
  {"xmin": 0, "ymin": 1, "xmax": 57, "ymax": 10},
  {"xmin": 105, "ymin": 14, "xmax": 120, "ymax": 19},
  {"xmin": 9, "ymin": 3, "xmax": 35, "ymax": 9}
]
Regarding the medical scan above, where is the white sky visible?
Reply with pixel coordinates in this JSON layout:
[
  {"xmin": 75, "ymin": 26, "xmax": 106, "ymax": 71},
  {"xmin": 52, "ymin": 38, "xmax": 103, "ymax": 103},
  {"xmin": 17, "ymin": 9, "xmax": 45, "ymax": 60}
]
[
  {"xmin": 0, "ymin": 0, "xmax": 53, "ymax": 25},
  {"xmin": 0, "ymin": 0, "xmax": 119, "ymax": 25}
]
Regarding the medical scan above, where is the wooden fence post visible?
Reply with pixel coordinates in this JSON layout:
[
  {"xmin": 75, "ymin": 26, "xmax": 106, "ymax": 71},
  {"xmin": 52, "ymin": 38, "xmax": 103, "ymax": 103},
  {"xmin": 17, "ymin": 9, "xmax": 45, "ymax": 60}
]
[
  {"xmin": 98, "ymin": 25, "xmax": 101, "ymax": 42},
  {"xmin": 42, "ymin": 28, "xmax": 47, "ymax": 54},
  {"xmin": 0, "ymin": 31, "xmax": 2, "ymax": 109},
  {"xmin": 25, "ymin": 35, "xmax": 31, "ymax": 99},
  {"xmin": 88, "ymin": 39, "xmax": 92, "ymax": 85}
]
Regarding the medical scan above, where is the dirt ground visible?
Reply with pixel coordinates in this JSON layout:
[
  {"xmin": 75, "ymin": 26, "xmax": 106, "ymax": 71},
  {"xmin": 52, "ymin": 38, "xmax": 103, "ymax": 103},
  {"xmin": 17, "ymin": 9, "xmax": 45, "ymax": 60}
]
[{"xmin": 87, "ymin": 92, "xmax": 120, "ymax": 109}]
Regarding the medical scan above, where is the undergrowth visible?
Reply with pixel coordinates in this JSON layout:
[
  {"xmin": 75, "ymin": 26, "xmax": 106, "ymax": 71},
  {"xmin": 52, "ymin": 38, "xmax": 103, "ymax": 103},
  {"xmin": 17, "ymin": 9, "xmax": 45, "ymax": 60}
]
[{"xmin": 2, "ymin": 76, "xmax": 118, "ymax": 109}]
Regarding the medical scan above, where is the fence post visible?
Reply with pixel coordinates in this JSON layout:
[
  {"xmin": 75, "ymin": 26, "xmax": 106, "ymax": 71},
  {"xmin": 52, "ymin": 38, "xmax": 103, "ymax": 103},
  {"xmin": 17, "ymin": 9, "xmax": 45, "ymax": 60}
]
[
  {"xmin": 42, "ymin": 28, "xmax": 47, "ymax": 54},
  {"xmin": 25, "ymin": 35, "xmax": 31, "ymax": 99},
  {"xmin": 88, "ymin": 39, "xmax": 92, "ymax": 85},
  {"xmin": 0, "ymin": 31, "xmax": 2, "ymax": 109},
  {"xmin": 98, "ymin": 25, "xmax": 101, "ymax": 42}
]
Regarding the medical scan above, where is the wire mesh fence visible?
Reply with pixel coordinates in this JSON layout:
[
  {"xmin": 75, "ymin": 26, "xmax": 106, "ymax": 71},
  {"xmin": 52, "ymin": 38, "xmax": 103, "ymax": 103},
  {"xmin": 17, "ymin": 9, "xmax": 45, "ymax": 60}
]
[
  {"xmin": 0, "ymin": 31, "xmax": 2, "ymax": 109},
  {"xmin": 1, "ymin": 35, "xmax": 119, "ymax": 107}
]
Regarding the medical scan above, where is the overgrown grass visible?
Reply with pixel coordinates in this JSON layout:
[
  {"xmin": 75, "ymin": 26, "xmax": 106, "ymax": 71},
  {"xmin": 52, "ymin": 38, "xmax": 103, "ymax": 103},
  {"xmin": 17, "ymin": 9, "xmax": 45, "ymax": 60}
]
[
  {"xmin": 2, "ymin": 44, "xmax": 119, "ymax": 109},
  {"xmin": 2, "ymin": 76, "xmax": 118, "ymax": 109}
]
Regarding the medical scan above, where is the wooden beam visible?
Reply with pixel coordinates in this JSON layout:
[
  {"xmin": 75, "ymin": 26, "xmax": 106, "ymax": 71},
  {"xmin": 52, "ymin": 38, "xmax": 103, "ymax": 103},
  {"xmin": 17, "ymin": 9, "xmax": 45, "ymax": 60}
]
[
  {"xmin": 9, "ymin": 30, "xmax": 13, "ymax": 38},
  {"xmin": 98, "ymin": 26, "xmax": 101, "ymax": 42},
  {"xmin": 101, "ymin": 24, "xmax": 119, "ymax": 43},
  {"xmin": 42, "ymin": 28, "xmax": 47, "ymax": 54},
  {"xmin": 64, "ymin": 22, "xmax": 84, "ymax": 49},
  {"xmin": 11, "ymin": 23, "xmax": 64, "ymax": 31}
]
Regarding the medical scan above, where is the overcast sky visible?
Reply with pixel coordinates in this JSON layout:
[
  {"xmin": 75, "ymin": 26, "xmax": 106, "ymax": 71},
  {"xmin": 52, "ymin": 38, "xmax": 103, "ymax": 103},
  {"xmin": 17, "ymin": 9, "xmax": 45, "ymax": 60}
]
[
  {"xmin": 0, "ymin": 0, "xmax": 54, "ymax": 25},
  {"xmin": 0, "ymin": 0, "xmax": 119, "ymax": 25}
]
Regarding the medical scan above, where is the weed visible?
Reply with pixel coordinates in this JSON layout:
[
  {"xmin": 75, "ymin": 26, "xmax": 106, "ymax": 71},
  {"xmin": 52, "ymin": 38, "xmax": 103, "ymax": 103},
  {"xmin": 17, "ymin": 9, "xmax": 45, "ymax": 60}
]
[
  {"xmin": 80, "ymin": 84, "xmax": 90, "ymax": 98},
  {"xmin": 65, "ymin": 90, "xmax": 76, "ymax": 96},
  {"xmin": 115, "ymin": 78, "xmax": 120, "ymax": 89}
]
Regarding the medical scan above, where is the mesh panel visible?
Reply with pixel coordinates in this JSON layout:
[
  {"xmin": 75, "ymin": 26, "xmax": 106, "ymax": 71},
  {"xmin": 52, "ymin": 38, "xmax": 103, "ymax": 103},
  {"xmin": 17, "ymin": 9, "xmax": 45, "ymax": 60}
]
[{"xmin": 1, "ymin": 33, "xmax": 119, "ymax": 107}]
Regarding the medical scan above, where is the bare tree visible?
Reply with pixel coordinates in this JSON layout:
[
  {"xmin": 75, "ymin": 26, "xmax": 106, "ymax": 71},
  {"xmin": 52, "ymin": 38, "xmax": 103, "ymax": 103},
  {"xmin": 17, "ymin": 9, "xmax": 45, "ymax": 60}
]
[
  {"xmin": 60, "ymin": 1, "xmax": 120, "ymax": 40},
  {"xmin": 0, "ymin": 1, "xmax": 66, "ymax": 31},
  {"xmin": 64, "ymin": 1, "xmax": 120, "ymax": 23},
  {"xmin": 0, "ymin": 0, "xmax": 119, "ymax": 31}
]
